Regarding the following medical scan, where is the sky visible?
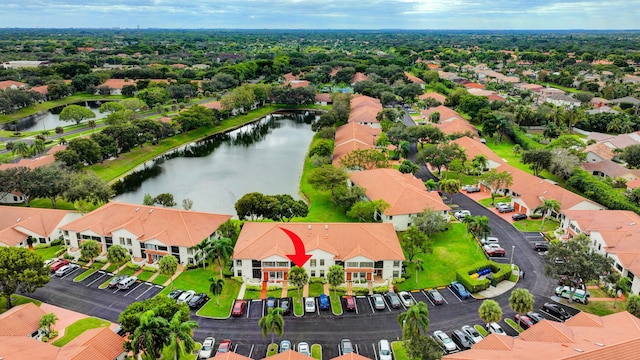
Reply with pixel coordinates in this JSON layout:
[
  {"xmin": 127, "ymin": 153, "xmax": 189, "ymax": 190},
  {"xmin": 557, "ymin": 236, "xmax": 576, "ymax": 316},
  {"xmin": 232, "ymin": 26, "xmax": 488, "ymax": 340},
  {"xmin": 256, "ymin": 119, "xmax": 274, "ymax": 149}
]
[{"xmin": 2, "ymin": 0, "xmax": 639, "ymax": 30}]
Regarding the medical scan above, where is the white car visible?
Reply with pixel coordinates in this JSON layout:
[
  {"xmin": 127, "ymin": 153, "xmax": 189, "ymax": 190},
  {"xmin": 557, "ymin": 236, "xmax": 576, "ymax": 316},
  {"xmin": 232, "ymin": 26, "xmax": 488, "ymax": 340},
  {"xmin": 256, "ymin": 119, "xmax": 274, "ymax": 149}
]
[
  {"xmin": 372, "ymin": 293, "xmax": 386, "ymax": 310},
  {"xmin": 378, "ymin": 339, "xmax": 392, "ymax": 360},
  {"xmin": 480, "ymin": 236, "xmax": 499, "ymax": 245},
  {"xmin": 398, "ymin": 291, "xmax": 413, "ymax": 307},
  {"xmin": 177, "ymin": 290, "xmax": 196, "ymax": 304},
  {"xmin": 461, "ymin": 325, "xmax": 483, "ymax": 344},
  {"xmin": 304, "ymin": 297, "xmax": 316, "ymax": 313},
  {"xmin": 488, "ymin": 322, "xmax": 506, "ymax": 335},
  {"xmin": 454, "ymin": 210, "xmax": 471, "ymax": 221},
  {"xmin": 297, "ymin": 342, "xmax": 311, "ymax": 356},
  {"xmin": 54, "ymin": 263, "xmax": 79, "ymax": 277},
  {"xmin": 198, "ymin": 337, "xmax": 215, "ymax": 359},
  {"xmin": 433, "ymin": 330, "xmax": 458, "ymax": 352}
]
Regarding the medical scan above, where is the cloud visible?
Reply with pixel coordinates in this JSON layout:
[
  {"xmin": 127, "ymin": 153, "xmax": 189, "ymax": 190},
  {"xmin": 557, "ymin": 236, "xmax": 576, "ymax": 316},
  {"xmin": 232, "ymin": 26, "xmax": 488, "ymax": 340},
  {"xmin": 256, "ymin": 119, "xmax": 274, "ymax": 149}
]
[{"xmin": 0, "ymin": 0, "xmax": 638, "ymax": 28}]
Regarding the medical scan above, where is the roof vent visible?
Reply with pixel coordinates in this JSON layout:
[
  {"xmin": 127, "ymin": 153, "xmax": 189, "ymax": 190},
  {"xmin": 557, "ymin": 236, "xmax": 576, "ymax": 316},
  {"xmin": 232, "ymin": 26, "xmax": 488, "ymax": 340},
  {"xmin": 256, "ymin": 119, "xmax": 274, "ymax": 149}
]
[
  {"xmin": 574, "ymin": 348, "xmax": 584, "ymax": 353},
  {"xmin": 325, "ymin": 225, "xmax": 329, "ymax": 230},
  {"xmin": 308, "ymin": 224, "xmax": 312, "ymax": 230},
  {"xmin": 149, "ymin": 209, "xmax": 153, "ymax": 214},
  {"xmin": 594, "ymin": 343, "xmax": 605, "ymax": 347},
  {"xmin": 16, "ymin": 218, "xmax": 21, "ymax": 222},
  {"xmin": 630, "ymin": 222, "xmax": 636, "ymax": 226},
  {"xmin": 135, "ymin": 207, "xmax": 140, "ymax": 212}
]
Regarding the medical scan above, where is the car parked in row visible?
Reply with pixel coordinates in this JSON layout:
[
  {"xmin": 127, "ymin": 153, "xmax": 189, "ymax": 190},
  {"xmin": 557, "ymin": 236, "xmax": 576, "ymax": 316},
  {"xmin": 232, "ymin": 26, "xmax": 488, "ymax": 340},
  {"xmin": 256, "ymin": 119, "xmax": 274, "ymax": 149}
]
[
  {"xmin": 318, "ymin": 294, "xmax": 330, "ymax": 310},
  {"xmin": 385, "ymin": 292, "xmax": 401, "ymax": 309},
  {"xmin": 512, "ymin": 213, "xmax": 528, "ymax": 221},
  {"xmin": 50, "ymin": 259, "xmax": 69, "ymax": 273},
  {"xmin": 177, "ymin": 289, "xmax": 196, "ymax": 304},
  {"xmin": 484, "ymin": 244, "xmax": 506, "ymax": 257},
  {"xmin": 399, "ymin": 291, "xmax": 414, "ymax": 307},
  {"xmin": 542, "ymin": 303, "xmax": 571, "ymax": 321},
  {"xmin": 488, "ymin": 322, "xmax": 506, "ymax": 335},
  {"xmin": 188, "ymin": 293, "xmax": 208, "ymax": 309},
  {"xmin": 454, "ymin": 210, "xmax": 472, "ymax": 221},
  {"xmin": 461, "ymin": 325, "xmax": 483, "ymax": 344},
  {"xmin": 198, "ymin": 337, "xmax": 215, "ymax": 359},
  {"xmin": 341, "ymin": 339, "xmax": 354, "ymax": 354},
  {"xmin": 533, "ymin": 242, "xmax": 549, "ymax": 252},
  {"xmin": 496, "ymin": 202, "xmax": 514, "ymax": 213},
  {"xmin": 109, "ymin": 275, "xmax": 127, "ymax": 289},
  {"xmin": 464, "ymin": 186, "xmax": 480, "ymax": 193},
  {"xmin": 426, "ymin": 289, "xmax": 445, "ymax": 305},
  {"xmin": 304, "ymin": 297, "xmax": 316, "ymax": 313},
  {"xmin": 117, "ymin": 276, "xmax": 137, "ymax": 290},
  {"xmin": 372, "ymin": 294, "xmax": 386, "ymax": 310},
  {"xmin": 433, "ymin": 330, "xmax": 458, "ymax": 353},
  {"xmin": 55, "ymin": 263, "xmax": 79, "ymax": 277},
  {"xmin": 280, "ymin": 340, "xmax": 291, "ymax": 353},
  {"xmin": 216, "ymin": 339, "xmax": 232, "ymax": 354},
  {"xmin": 297, "ymin": 342, "xmax": 310, "ymax": 356},
  {"xmin": 527, "ymin": 311, "xmax": 545, "ymax": 323},
  {"xmin": 450, "ymin": 329, "xmax": 474, "ymax": 350},
  {"xmin": 378, "ymin": 340, "xmax": 392, "ymax": 360},
  {"xmin": 280, "ymin": 297, "xmax": 291, "ymax": 315},
  {"xmin": 450, "ymin": 281, "xmax": 470, "ymax": 299},
  {"xmin": 266, "ymin": 297, "xmax": 276, "ymax": 311},
  {"xmin": 480, "ymin": 236, "xmax": 499, "ymax": 245},
  {"xmin": 514, "ymin": 314, "xmax": 535, "ymax": 329},
  {"xmin": 231, "ymin": 299, "xmax": 246, "ymax": 317},
  {"xmin": 345, "ymin": 296, "xmax": 356, "ymax": 311}
]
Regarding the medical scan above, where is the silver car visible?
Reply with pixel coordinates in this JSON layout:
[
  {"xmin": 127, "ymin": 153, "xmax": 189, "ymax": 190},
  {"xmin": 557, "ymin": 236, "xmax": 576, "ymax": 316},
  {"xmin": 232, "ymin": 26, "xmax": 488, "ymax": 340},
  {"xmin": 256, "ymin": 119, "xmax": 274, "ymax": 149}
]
[
  {"xmin": 198, "ymin": 337, "xmax": 215, "ymax": 359},
  {"xmin": 371, "ymin": 293, "xmax": 386, "ymax": 310},
  {"xmin": 280, "ymin": 340, "xmax": 291, "ymax": 353},
  {"xmin": 297, "ymin": 342, "xmax": 310, "ymax": 356},
  {"xmin": 433, "ymin": 330, "xmax": 457, "ymax": 352},
  {"xmin": 461, "ymin": 325, "xmax": 483, "ymax": 344}
]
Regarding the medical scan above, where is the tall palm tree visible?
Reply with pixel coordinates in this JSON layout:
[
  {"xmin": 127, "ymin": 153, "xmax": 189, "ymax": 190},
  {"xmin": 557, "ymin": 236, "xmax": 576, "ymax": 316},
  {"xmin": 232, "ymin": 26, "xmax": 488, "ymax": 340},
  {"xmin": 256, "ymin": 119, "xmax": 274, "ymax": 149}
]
[
  {"xmin": 13, "ymin": 141, "xmax": 30, "ymax": 159},
  {"xmin": 534, "ymin": 199, "xmax": 561, "ymax": 230},
  {"xmin": 472, "ymin": 155, "xmax": 489, "ymax": 172},
  {"xmin": 131, "ymin": 309, "xmax": 171, "ymax": 360},
  {"xmin": 440, "ymin": 179, "xmax": 460, "ymax": 204},
  {"xmin": 205, "ymin": 237, "xmax": 234, "ymax": 279},
  {"xmin": 509, "ymin": 289, "xmax": 534, "ymax": 327},
  {"xmin": 167, "ymin": 310, "xmax": 198, "ymax": 360},
  {"xmin": 258, "ymin": 308, "xmax": 285, "ymax": 344},
  {"xmin": 466, "ymin": 215, "xmax": 491, "ymax": 240},
  {"xmin": 413, "ymin": 259, "xmax": 424, "ymax": 283},
  {"xmin": 208, "ymin": 276, "xmax": 225, "ymax": 306},
  {"xmin": 397, "ymin": 302, "xmax": 430, "ymax": 340}
]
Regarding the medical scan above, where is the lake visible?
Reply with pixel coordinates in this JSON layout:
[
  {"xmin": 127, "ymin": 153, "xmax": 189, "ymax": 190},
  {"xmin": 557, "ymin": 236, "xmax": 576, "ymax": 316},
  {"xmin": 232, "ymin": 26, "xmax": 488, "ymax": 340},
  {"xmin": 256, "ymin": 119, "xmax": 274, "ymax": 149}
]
[{"xmin": 6, "ymin": 101, "xmax": 108, "ymax": 132}]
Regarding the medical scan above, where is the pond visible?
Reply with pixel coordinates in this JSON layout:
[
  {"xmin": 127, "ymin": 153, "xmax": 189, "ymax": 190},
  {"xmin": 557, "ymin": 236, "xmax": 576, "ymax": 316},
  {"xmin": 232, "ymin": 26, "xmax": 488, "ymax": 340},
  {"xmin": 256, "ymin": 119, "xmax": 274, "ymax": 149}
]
[
  {"xmin": 5, "ymin": 101, "xmax": 108, "ymax": 132},
  {"xmin": 112, "ymin": 112, "xmax": 317, "ymax": 216}
]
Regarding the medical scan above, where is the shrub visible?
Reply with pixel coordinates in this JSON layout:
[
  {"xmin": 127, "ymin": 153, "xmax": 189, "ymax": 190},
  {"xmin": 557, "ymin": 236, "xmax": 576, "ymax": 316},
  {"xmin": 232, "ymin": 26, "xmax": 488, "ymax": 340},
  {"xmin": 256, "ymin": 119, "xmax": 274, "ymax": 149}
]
[
  {"xmin": 373, "ymin": 285, "xmax": 389, "ymax": 294},
  {"xmin": 455, "ymin": 261, "xmax": 512, "ymax": 293},
  {"xmin": 55, "ymin": 248, "xmax": 67, "ymax": 257},
  {"xmin": 142, "ymin": 266, "xmax": 157, "ymax": 273},
  {"xmin": 51, "ymin": 238, "xmax": 64, "ymax": 246},
  {"xmin": 246, "ymin": 285, "xmax": 262, "ymax": 291},
  {"xmin": 392, "ymin": 277, "xmax": 406, "ymax": 284},
  {"xmin": 63, "ymin": 253, "xmax": 74, "ymax": 260},
  {"xmin": 126, "ymin": 263, "xmax": 140, "ymax": 270},
  {"xmin": 529, "ymin": 213, "xmax": 542, "ymax": 219},
  {"xmin": 33, "ymin": 244, "xmax": 50, "ymax": 249},
  {"xmin": 309, "ymin": 277, "xmax": 327, "ymax": 284}
]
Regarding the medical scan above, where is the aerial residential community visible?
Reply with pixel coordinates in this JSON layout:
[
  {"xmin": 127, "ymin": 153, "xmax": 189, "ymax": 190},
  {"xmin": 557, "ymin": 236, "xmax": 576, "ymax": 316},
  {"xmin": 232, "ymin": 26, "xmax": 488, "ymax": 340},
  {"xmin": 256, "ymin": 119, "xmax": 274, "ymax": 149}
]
[{"xmin": 2, "ymin": 4, "xmax": 640, "ymax": 360}]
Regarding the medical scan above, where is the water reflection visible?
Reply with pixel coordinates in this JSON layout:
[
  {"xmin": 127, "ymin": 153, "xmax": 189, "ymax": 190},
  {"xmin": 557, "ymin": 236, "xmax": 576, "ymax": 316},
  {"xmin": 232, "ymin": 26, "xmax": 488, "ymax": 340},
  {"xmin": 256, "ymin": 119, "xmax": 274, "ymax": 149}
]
[
  {"xmin": 6, "ymin": 101, "xmax": 108, "ymax": 132},
  {"xmin": 112, "ymin": 111, "xmax": 317, "ymax": 215}
]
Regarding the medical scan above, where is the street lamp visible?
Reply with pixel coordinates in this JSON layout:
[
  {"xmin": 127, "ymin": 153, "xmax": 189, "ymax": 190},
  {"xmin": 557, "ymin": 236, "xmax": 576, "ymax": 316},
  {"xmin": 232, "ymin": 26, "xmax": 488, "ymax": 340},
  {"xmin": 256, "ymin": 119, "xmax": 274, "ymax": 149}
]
[{"xmin": 510, "ymin": 245, "xmax": 515, "ymax": 270}]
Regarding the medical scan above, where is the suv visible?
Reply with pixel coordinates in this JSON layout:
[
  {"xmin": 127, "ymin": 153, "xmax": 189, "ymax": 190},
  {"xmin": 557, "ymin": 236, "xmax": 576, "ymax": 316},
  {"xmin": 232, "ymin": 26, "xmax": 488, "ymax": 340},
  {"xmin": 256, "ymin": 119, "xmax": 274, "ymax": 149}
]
[
  {"xmin": 533, "ymin": 242, "xmax": 549, "ymax": 252},
  {"xmin": 450, "ymin": 281, "xmax": 470, "ymax": 299},
  {"xmin": 542, "ymin": 303, "xmax": 571, "ymax": 321},
  {"xmin": 188, "ymin": 293, "xmax": 208, "ymax": 309},
  {"xmin": 496, "ymin": 202, "xmax": 514, "ymax": 213},
  {"xmin": 304, "ymin": 297, "xmax": 316, "ymax": 313},
  {"xmin": 555, "ymin": 286, "xmax": 590, "ymax": 304},
  {"xmin": 199, "ymin": 337, "xmax": 215, "ymax": 359}
]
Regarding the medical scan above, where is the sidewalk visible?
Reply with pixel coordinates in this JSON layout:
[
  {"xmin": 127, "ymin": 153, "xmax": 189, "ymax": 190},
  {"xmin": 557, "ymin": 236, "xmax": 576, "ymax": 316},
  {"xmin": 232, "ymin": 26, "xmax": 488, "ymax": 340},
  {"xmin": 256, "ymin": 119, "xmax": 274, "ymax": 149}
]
[{"xmin": 473, "ymin": 269, "xmax": 520, "ymax": 299}]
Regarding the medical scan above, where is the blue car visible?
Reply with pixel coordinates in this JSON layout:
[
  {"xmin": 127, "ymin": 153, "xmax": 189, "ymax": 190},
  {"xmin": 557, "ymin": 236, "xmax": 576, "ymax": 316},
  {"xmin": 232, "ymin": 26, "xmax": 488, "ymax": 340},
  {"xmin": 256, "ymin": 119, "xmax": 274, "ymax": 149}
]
[
  {"xmin": 318, "ymin": 294, "xmax": 330, "ymax": 310},
  {"xmin": 266, "ymin": 297, "xmax": 275, "ymax": 311},
  {"xmin": 450, "ymin": 281, "xmax": 471, "ymax": 299}
]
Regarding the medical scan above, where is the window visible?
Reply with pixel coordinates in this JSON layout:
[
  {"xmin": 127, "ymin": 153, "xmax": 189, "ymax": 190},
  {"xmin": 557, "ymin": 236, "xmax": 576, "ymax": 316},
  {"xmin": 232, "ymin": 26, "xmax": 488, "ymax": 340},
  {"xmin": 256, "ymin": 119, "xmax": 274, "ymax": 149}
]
[
  {"xmin": 310, "ymin": 259, "xmax": 317, "ymax": 267},
  {"xmin": 311, "ymin": 271, "xmax": 316, "ymax": 277},
  {"xmin": 616, "ymin": 263, "xmax": 624, "ymax": 272},
  {"xmin": 320, "ymin": 270, "xmax": 325, "ymax": 277},
  {"xmin": 277, "ymin": 261, "xmax": 289, "ymax": 267},
  {"xmin": 393, "ymin": 261, "xmax": 400, "ymax": 267},
  {"xmin": 237, "ymin": 270, "xmax": 242, "ymax": 277},
  {"xmin": 359, "ymin": 262, "xmax": 373, "ymax": 268},
  {"xmin": 158, "ymin": 246, "xmax": 168, "ymax": 251},
  {"xmin": 119, "ymin": 237, "xmax": 125, "ymax": 245},
  {"xmin": 105, "ymin": 237, "xmax": 112, "ymax": 244},
  {"xmin": 628, "ymin": 271, "xmax": 635, "ymax": 282},
  {"xmin": 393, "ymin": 271, "xmax": 399, "ymax": 278},
  {"xmin": 187, "ymin": 248, "xmax": 193, "ymax": 254},
  {"xmin": 63, "ymin": 230, "xmax": 68, "ymax": 236},
  {"xmin": 262, "ymin": 261, "xmax": 276, "ymax": 267},
  {"xmin": 346, "ymin": 262, "xmax": 358, "ymax": 268},
  {"xmin": 171, "ymin": 246, "xmax": 180, "ymax": 254},
  {"xmin": 236, "ymin": 260, "xmax": 242, "ymax": 266},
  {"xmin": 389, "ymin": 216, "xmax": 393, "ymax": 220},
  {"xmin": 126, "ymin": 238, "xmax": 132, "ymax": 246},
  {"xmin": 320, "ymin": 259, "xmax": 325, "ymax": 266}
]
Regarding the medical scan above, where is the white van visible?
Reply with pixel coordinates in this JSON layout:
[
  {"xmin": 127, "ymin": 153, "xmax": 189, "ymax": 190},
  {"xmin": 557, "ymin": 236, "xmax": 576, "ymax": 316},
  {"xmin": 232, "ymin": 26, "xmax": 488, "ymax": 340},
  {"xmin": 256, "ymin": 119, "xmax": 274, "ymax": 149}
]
[
  {"xmin": 378, "ymin": 340, "xmax": 392, "ymax": 360},
  {"xmin": 117, "ymin": 276, "xmax": 138, "ymax": 290}
]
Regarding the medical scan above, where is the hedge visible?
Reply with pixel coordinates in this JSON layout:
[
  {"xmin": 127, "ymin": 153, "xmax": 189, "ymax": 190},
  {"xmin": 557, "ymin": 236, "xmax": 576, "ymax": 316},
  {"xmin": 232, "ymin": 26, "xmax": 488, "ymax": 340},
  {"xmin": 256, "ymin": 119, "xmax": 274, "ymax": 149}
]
[
  {"xmin": 455, "ymin": 260, "xmax": 513, "ymax": 293},
  {"xmin": 512, "ymin": 128, "xmax": 539, "ymax": 151}
]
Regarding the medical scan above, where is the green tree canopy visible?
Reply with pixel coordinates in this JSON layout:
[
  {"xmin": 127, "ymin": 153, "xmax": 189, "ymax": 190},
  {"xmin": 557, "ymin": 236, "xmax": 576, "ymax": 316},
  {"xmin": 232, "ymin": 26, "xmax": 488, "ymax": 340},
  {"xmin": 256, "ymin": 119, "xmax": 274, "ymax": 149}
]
[
  {"xmin": 59, "ymin": 104, "xmax": 96, "ymax": 125},
  {"xmin": 478, "ymin": 299, "xmax": 503, "ymax": 329},
  {"xmin": 0, "ymin": 247, "xmax": 50, "ymax": 309}
]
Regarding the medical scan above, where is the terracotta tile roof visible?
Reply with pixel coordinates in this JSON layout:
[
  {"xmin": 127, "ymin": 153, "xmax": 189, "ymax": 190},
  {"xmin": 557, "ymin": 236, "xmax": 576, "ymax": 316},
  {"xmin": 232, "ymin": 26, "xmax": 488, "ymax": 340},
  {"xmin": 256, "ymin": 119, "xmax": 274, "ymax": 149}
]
[
  {"xmin": 100, "ymin": 79, "xmax": 136, "ymax": 90},
  {"xmin": 464, "ymin": 82, "xmax": 485, "ymax": 89},
  {"xmin": 584, "ymin": 143, "xmax": 615, "ymax": 161},
  {"xmin": 467, "ymin": 88, "xmax": 496, "ymax": 97},
  {"xmin": 30, "ymin": 85, "xmax": 49, "ymax": 95},
  {"xmin": 332, "ymin": 123, "xmax": 381, "ymax": 166},
  {"xmin": 444, "ymin": 311, "xmax": 640, "ymax": 360},
  {"xmin": 420, "ymin": 105, "xmax": 464, "ymax": 122},
  {"xmin": 0, "ymin": 336, "xmax": 59, "ymax": 360},
  {"xmin": 563, "ymin": 210, "xmax": 640, "ymax": 275},
  {"xmin": 351, "ymin": 72, "xmax": 368, "ymax": 84},
  {"xmin": 451, "ymin": 136, "xmax": 504, "ymax": 165},
  {"xmin": 202, "ymin": 100, "xmax": 223, "ymax": 110},
  {"xmin": 471, "ymin": 333, "xmax": 515, "ymax": 350},
  {"xmin": 60, "ymin": 202, "xmax": 231, "ymax": 248},
  {"xmin": 517, "ymin": 83, "xmax": 544, "ymax": 92},
  {"xmin": 315, "ymin": 93, "xmax": 332, "ymax": 103},
  {"xmin": 215, "ymin": 351, "xmax": 255, "ymax": 360},
  {"xmin": 0, "ymin": 154, "xmax": 57, "ymax": 171},
  {"xmin": 0, "ymin": 206, "xmax": 77, "ymax": 246},
  {"xmin": 0, "ymin": 80, "xmax": 28, "ymax": 90},
  {"xmin": 233, "ymin": 222, "xmax": 404, "ymax": 262},
  {"xmin": 331, "ymin": 352, "xmax": 372, "ymax": 360},
  {"xmin": 626, "ymin": 177, "xmax": 640, "ymax": 190},
  {"xmin": 564, "ymin": 311, "xmax": 605, "ymax": 327},
  {"xmin": 285, "ymin": 80, "xmax": 311, "ymax": 89},
  {"xmin": 0, "ymin": 302, "xmax": 46, "ymax": 336},
  {"xmin": 404, "ymin": 72, "xmax": 425, "ymax": 85},
  {"xmin": 349, "ymin": 95, "xmax": 382, "ymax": 124},
  {"xmin": 590, "ymin": 97, "xmax": 610, "ymax": 104},
  {"xmin": 488, "ymin": 94, "xmax": 505, "ymax": 102},
  {"xmin": 351, "ymin": 95, "xmax": 382, "ymax": 110},
  {"xmin": 419, "ymin": 92, "xmax": 446, "ymax": 103},
  {"xmin": 283, "ymin": 73, "xmax": 299, "ymax": 82},
  {"xmin": 58, "ymin": 327, "xmax": 125, "ymax": 360},
  {"xmin": 582, "ymin": 160, "xmax": 640, "ymax": 179},
  {"xmin": 262, "ymin": 349, "xmax": 315, "ymax": 360},
  {"xmin": 434, "ymin": 118, "xmax": 478, "ymax": 137},
  {"xmin": 349, "ymin": 168, "xmax": 450, "ymax": 215}
]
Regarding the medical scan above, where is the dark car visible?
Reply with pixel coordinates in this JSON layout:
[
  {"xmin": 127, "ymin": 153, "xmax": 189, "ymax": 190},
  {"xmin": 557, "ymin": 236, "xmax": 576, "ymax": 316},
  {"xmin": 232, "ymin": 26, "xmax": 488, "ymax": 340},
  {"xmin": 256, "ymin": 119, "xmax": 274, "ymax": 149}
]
[
  {"xmin": 318, "ymin": 294, "xmax": 330, "ymax": 310},
  {"xmin": 450, "ymin": 329, "xmax": 474, "ymax": 350},
  {"xmin": 514, "ymin": 314, "xmax": 535, "ymax": 329},
  {"xmin": 512, "ymin": 213, "xmax": 528, "ymax": 221},
  {"xmin": 188, "ymin": 293, "xmax": 208, "ymax": 309},
  {"xmin": 542, "ymin": 303, "xmax": 571, "ymax": 321},
  {"xmin": 385, "ymin": 292, "xmax": 401, "ymax": 308},
  {"xmin": 109, "ymin": 275, "xmax": 127, "ymax": 289},
  {"xmin": 450, "ymin": 281, "xmax": 470, "ymax": 299},
  {"xmin": 231, "ymin": 299, "xmax": 245, "ymax": 317},
  {"xmin": 280, "ymin": 298, "xmax": 291, "ymax": 315},
  {"xmin": 426, "ymin": 289, "xmax": 445, "ymax": 305},
  {"xmin": 344, "ymin": 296, "xmax": 356, "ymax": 311},
  {"xmin": 533, "ymin": 242, "xmax": 549, "ymax": 252},
  {"xmin": 527, "ymin": 311, "xmax": 545, "ymax": 323},
  {"xmin": 266, "ymin": 297, "xmax": 275, "ymax": 311}
]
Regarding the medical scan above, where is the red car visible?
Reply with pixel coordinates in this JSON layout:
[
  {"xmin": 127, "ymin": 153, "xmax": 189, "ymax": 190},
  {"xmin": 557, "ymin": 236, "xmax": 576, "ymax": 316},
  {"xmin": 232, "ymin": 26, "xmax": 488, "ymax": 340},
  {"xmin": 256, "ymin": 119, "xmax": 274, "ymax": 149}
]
[
  {"xmin": 483, "ymin": 244, "xmax": 506, "ymax": 257},
  {"xmin": 50, "ymin": 259, "xmax": 69, "ymax": 272},
  {"xmin": 344, "ymin": 296, "xmax": 356, "ymax": 311},
  {"xmin": 515, "ymin": 314, "xmax": 535, "ymax": 329},
  {"xmin": 217, "ymin": 339, "xmax": 232, "ymax": 354},
  {"xmin": 231, "ymin": 300, "xmax": 245, "ymax": 317}
]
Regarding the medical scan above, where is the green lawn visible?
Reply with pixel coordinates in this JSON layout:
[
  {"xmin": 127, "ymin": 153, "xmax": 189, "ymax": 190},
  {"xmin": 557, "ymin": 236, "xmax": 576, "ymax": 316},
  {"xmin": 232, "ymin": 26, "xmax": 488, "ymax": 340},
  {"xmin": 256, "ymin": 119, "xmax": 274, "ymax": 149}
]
[
  {"xmin": 244, "ymin": 288, "xmax": 281, "ymax": 300},
  {"xmin": 160, "ymin": 342, "xmax": 201, "ymax": 360},
  {"xmin": 34, "ymin": 245, "xmax": 65, "ymax": 260},
  {"xmin": 484, "ymin": 137, "xmax": 559, "ymax": 182},
  {"xmin": 197, "ymin": 278, "xmax": 240, "ymax": 318},
  {"xmin": 391, "ymin": 341, "xmax": 408, "ymax": 360},
  {"xmin": 105, "ymin": 263, "xmax": 119, "ymax": 273},
  {"xmin": 475, "ymin": 324, "xmax": 488, "ymax": 336},
  {"xmin": 505, "ymin": 318, "xmax": 525, "ymax": 333},
  {"xmin": 477, "ymin": 196, "xmax": 510, "ymax": 207},
  {"xmin": 511, "ymin": 218, "xmax": 560, "ymax": 233},
  {"xmin": 571, "ymin": 299, "xmax": 626, "ymax": 316},
  {"xmin": 308, "ymin": 283, "xmax": 324, "ymax": 297},
  {"xmin": 397, "ymin": 223, "xmax": 487, "ymax": 290},
  {"xmin": 137, "ymin": 270, "xmax": 156, "ymax": 282},
  {"xmin": 0, "ymin": 94, "xmax": 122, "ymax": 124},
  {"xmin": 151, "ymin": 274, "xmax": 170, "ymax": 286},
  {"xmin": 52, "ymin": 317, "xmax": 111, "ymax": 346},
  {"xmin": 311, "ymin": 344, "xmax": 322, "ymax": 360},
  {"xmin": 28, "ymin": 198, "xmax": 79, "ymax": 210},
  {"xmin": 330, "ymin": 292, "xmax": 345, "ymax": 315},
  {"xmin": 0, "ymin": 295, "xmax": 41, "ymax": 314},
  {"xmin": 298, "ymin": 135, "xmax": 352, "ymax": 222}
]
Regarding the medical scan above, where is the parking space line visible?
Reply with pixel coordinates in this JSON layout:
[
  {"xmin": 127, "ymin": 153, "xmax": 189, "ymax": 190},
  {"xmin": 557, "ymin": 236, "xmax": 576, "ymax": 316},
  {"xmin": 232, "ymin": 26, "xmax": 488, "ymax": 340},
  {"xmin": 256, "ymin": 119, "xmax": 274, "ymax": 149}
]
[
  {"xmin": 246, "ymin": 301, "xmax": 251, "ymax": 319},
  {"xmin": 447, "ymin": 287, "xmax": 463, "ymax": 302},
  {"xmin": 123, "ymin": 282, "xmax": 144, "ymax": 297},
  {"xmin": 316, "ymin": 297, "xmax": 319, "ymax": 316},
  {"xmin": 60, "ymin": 266, "xmax": 81, "ymax": 279},
  {"xmin": 371, "ymin": 344, "xmax": 378, "ymax": 360},
  {"xmin": 232, "ymin": 344, "xmax": 238, "ymax": 352},
  {"xmin": 382, "ymin": 296, "xmax": 392, "ymax": 312},
  {"xmin": 355, "ymin": 344, "xmax": 359, "ymax": 355},
  {"xmin": 539, "ymin": 310, "xmax": 563, "ymax": 322},
  {"xmin": 86, "ymin": 271, "xmax": 106, "ymax": 287},
  {"xmin": 248, "ymin": 344, "xmax": 254, "ymax": 359},
  {"xmin": 421, "ymin": 290, "xmax": 435, "ymax": 306},
  {"xmin": 408, "ymin": 292, "xmax": 418, "ymax": 306},
  {"xmin": 135, "ymin": 283, "xmax": 155, "ymax": 300}
]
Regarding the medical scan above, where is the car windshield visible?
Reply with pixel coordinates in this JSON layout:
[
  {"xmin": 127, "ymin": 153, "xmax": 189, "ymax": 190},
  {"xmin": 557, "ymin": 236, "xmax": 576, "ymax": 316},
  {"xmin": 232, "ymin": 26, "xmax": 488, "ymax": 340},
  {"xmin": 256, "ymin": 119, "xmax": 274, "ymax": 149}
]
[{"xmin": 381, "ymin": 349, "xmax": 390, "ymax": 355}]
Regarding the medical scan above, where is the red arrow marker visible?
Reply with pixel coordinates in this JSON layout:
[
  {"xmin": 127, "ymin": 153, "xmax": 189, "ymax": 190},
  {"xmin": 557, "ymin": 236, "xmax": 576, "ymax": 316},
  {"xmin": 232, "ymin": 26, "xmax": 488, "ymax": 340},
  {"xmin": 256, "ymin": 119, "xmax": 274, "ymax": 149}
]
[{"xmin": 280, "ymin": 227, "xmax": 312, "ymax": 267}]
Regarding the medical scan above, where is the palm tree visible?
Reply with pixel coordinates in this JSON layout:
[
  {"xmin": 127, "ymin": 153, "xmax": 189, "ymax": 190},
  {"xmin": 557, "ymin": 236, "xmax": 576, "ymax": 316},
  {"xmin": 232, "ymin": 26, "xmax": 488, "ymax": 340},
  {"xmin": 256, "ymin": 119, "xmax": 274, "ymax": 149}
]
[
  {"xmin": 39, "ymin": 313, "xmax": 58, "ymax": 338},
  {"xmin": 107, "ymin": 244, "xmax": 130, "ymax": 273},
  {"xmin": 208, "ymin": 276, "xmax": 225, "ymax": 306},
  {"xmin": 472, "ymin": 155, "xmax": 489, "ymax": 172},
  {"xmin": 167, "ymin": 310, "xmax": 198, "ymax": 360},
  {"xmin": 58, "ymin": 137, "xmax": 67, "ymax": 145},
  {"xmin": 424, "ymin": 179, "xmax": 438, "ymax": 191},
  {"xmin": 440, "ymin": 179, "xmax": 460, "ymax": 204},
  {"xmin": 131, "ymin": 309, "xmax": 171, "ymax": 360},
  {"xmin": 326, "ymin": 265, "xmax": 345, "ymax": 299},
  {"xmin": 509, "ymin": 289, "xmax": 534, "ymax": 327},
  {"xmin": 205, "ymin": 237, "xmax": 234, "ymax": 279},
  {"xmin": 466, "ymin": 215, "xmax": 491, "ymax": 240},
  {"xmin": 534, "ymin": 199, "xmax": 561, "ymax": 231},
  {"xmin": 258, "ymin": 307, "xmax": 285, "ymax": 344},
  {"xmin": 413, "ymin": 259, "xmax": 424, "ymax": 283},
  {"xmin": 31, "ymin": 139, "xmax": 46, "ymax": 157},
  {"xmin": 288, "ymin": 266, "xmax": 309, "ymax": 304},
  {"xmin": 478, "ymin": 299, "xmax": 503, "ymax": 330},
  {"xmin": 159, "ymin": 255, "xmax": 179, "ymax": 289},
  {"xmin": 13, "ymin": 141, "xmax": 30, "ymax": 159},
  {"xmin": 397, "ymin": 302, "xmax": 430, "ymax": 340}
]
